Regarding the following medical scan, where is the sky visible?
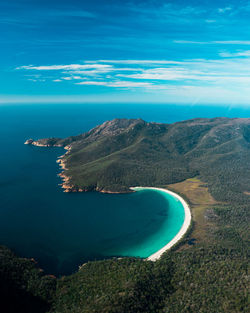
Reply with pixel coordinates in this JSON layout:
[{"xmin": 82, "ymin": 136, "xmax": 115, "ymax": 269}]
[{"xmin": 2, "ymin": 0, "xmax": 250, "ymax": 105}]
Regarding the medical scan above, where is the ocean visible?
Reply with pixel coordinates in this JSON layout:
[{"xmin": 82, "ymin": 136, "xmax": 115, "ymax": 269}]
[{"xmin": 0, "ymin": 103, "xmax": 249, "ymax": 276}]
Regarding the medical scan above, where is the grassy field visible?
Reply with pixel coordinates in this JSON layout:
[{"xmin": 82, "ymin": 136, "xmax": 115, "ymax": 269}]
[{"xmin": 167, "ymin": 177, "xmax": 221, "ymax": 245}]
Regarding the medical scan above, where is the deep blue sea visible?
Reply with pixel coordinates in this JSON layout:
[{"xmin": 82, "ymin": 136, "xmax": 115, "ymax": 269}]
[{"xmin": 0, "ymin": 103, "xmax": 250, "ymax": 276}]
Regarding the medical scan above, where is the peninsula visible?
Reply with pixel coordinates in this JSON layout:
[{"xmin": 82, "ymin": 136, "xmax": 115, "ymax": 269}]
[{"xmin": 25, "ymin": 117, "xmax": 250, "ymax": 204}]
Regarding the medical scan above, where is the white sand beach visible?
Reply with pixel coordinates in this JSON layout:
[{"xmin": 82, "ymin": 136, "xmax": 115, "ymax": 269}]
[{"xmin": 130, "ymin": 187, "xmax": 192, "ymax": 261}]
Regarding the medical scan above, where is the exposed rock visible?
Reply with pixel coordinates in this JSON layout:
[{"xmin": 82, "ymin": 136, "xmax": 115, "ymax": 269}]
[{"xmin": 24, "ymin": 139, "xmax": 34, "ymax": 145}]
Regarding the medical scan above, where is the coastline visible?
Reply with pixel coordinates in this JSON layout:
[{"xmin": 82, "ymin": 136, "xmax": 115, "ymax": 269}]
[
  {"xmin": 130, "ymin": 186, "xmax": 192, "ymax": 261},
  {"xmin": 24, "ymin": 139, "xmax": 134, "ymax": 193},
  {"xmin": 24, "ymin": 139, "xmax": 192, "ymax": 261},
  {"xmin": 24, "ymin": 139, "xmax": 75, "ymax": 192}
]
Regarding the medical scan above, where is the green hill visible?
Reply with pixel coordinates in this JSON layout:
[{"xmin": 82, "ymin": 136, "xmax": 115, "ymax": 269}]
[{"xmin": 30, "ymin": 117, "xmax": 250, "ymax": 204}]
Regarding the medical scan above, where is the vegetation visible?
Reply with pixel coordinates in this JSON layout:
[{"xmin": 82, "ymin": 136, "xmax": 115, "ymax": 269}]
[
  {"xmin": 1, "ymin": 117, "xmax": 249, "ymax": 312},
  {"xmin": 31, "ymin": 117, "xmax": 250, "ymax": 199},
  {"xmin": 0, "ymin": 245, "xmax": 56, "ymax": 313}
]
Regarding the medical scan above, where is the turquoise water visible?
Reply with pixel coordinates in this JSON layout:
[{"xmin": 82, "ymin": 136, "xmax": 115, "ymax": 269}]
[
  {"xmin": 0, "ymin": 103, "xmax": 249, "ymax": 275},
  {"xmin": 109, "ymin": 188, "xmax": 184, "ymax": 258}
]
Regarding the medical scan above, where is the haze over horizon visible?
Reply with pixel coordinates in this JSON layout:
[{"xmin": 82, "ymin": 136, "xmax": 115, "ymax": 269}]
[{"xmin": 2, "ymin": 0, "xmax": 250, "ymax": 106}]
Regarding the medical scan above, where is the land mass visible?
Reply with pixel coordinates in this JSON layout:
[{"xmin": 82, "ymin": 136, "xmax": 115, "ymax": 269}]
[
  {"xmin": 26, "ymin": 117, "xmax": 250, "ymax": 204},
  {"xmin": 2, "ymin": 117, "xmax": 248, "ymax": 313}
]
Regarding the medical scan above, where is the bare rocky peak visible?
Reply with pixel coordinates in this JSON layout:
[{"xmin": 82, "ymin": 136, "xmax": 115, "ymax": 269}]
[{"xmin": 87, "ymin": 118, "xmax": 145, "ymax": 138}]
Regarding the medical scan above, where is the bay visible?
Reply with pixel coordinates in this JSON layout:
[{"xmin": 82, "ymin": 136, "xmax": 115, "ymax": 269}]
[{"xmin": 0, "ymin": 103, "xmax": 249, "ymax": 275}]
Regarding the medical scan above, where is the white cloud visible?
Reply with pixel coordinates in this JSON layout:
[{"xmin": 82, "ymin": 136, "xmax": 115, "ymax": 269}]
[
  {"xmin": 218, "ymin": 7, "xmax": 232, "ymax": 13},
  {"xmin": 86, "ymin": 60, "xmax": 182, "ymax": 65},
  {"xmin": 115, "ymin": 58, "xmax": 250, "ymax": 86},
  {"xmin": 16, "ymin": 57, "xmax": 250, "ymax": 91},
  {"xmin": 76, "ymin": 81, "xmax": 108, "ymax": 86},
  {"xmin": 65, "ymin": 68, "xmax": 143, "ymax": 76},
  {"xmin": 60, "ymin": 76, "xmax": 83, "ymax": 80},
  {"xmin": 117, "ymin": 68, "xmax": 196, "ymax": 81},
  {"xmin": 215, "ymin": 41, "xmax": 250, "ymax": 45},
  {"xmin": 109, "ymin": 81, "xmax": 153, "ymax": 88},
  {"xmin": 61, "ymin": 77, "xmax": 73, "ymax": 80},
  {"xmin": 174, "ymin": 40, "xmax": 250, "ymax": 45},
  {"xmin": 17, "ymin": 64, "xmax": 113, "ymax": 71},
  {"xmin": 219, "ymin": 50, "xmax": 250, "ymax": 57},
  {"xmin": 76, "ymin": 80, "xmax": 153, "ymax": 88}
]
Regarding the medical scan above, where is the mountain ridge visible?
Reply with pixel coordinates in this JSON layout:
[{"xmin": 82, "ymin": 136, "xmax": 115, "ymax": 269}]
[{"xmin": 25, "ymin": 117, "xmax": 250, "ymax": 202}]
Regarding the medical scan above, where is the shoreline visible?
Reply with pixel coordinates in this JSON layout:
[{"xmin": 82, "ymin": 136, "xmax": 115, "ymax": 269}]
[
  {"xmin": 24, "ymin": 138, "xmax": 192, "ymax": 261},
  {"xmin": 130, "ymin": 186, "xmax": 192, "ymax": 261},
  {"xmin": 24, "ymin": 138, "xmax": 134, "ymax": 194}
]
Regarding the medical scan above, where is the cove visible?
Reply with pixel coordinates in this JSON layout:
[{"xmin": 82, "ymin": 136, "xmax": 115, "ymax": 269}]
[{"xmin": 0, "ymin": 162, "xmax": 185, "ymax": 276}]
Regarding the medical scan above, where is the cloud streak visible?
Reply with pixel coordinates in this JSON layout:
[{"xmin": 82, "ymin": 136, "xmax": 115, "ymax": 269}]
[
  {"xmin": 90, "ymin": 60, "xmax": 183, "ymax": 65},
  {"xmin": 17, "ymin": 64, "xmax": 112, "ymax": 71},
  {"xmin": 76, "ymin": 81, "xmax": 153, "ymax": 88},
  {"xmin": 16, "ymin": 56, "xmax": 250, "ymax": 91},
  {"xmin": 219, "ymin": 50, "xmax": 250, "ymax": 57},
  {"xmin": 174, "ymin": 40, "xmax": 250, "ymax": 45}
]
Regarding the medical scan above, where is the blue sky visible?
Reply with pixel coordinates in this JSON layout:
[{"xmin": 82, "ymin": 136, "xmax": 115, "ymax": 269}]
[{"xmin": 2, "ymin": 0, "xmax": 250, "ymax": 105}]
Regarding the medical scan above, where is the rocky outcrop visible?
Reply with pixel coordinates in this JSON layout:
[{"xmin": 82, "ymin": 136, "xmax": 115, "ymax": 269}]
[
  {"xmin": 24, "ymin": 138, "xmax": 64, "ymax": 147},
  {"xmin": 24, "ymin": 139, "xmax": 34, "ymax": 145}
]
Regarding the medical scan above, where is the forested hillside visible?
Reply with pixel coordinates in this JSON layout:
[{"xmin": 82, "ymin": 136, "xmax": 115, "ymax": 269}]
[{"xmin": 31, "ymin": 117, "xmax": 250, "ymax": 203}]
